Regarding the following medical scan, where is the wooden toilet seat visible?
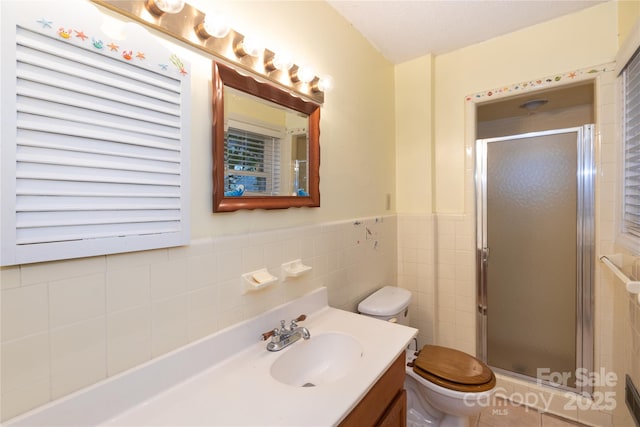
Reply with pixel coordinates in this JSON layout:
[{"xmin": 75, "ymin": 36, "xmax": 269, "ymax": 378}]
[{"xmin": 413, "ymin": 345, "xmax": 496, "ymax": 393}]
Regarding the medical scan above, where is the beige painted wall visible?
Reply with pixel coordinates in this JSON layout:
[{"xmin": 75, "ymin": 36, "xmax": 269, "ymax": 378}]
[
  {"xmin": 395, "ymin": 55, "xmax": 434, "ymax": 214},
  {"xmin": 432, "ymin": 1, "xmax": 617, "ymax": 213},
  {"xmin": 618, "ymin": 0, "xmax": 640, "ymax": 44}
]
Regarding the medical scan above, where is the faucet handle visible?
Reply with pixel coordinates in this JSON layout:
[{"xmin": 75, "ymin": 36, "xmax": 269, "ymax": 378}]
[
  {"xmin": 261, "ymin": 328, "xmax": 280, "ymax": 341},
  {"xmin": 261, "ymin": 329, "xmax": 274, "ymax": 341},
  {"xmin": 290, "ymin": 314, "xmax": 306, "ymax": 329},
  {"xmin": 261, "ymin": 315, "xmax": 306, "ymax": 340}
]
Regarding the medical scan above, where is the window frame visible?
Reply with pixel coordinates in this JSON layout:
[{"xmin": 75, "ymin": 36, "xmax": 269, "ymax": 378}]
[
  {"xmin": 616, "ymin": 22, "xmax": 640, "ymax": 256},
  {"xmin": 224, "ymin": 122, "xmax": 283, "ymax": 196}
]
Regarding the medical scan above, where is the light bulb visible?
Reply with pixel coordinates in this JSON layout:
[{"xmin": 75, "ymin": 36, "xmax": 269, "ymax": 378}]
[
  {"xmin": 297, "ymin": 65, "xmax": 315, "ymax": 84},
  {"xmin": 234, "ymin": 35, "xmax": 263, "ymax": 58},
  {"xmin": 202, "ymin": 14, "xmax": 230, "ymax": 38},
  {"xmin": 242, "ymin": 36, "xmax": 263, "ymax": 57},
  {"xmin": 272, "ymin": 52, "xmax": 294, "ymax": 71},
  {"xmin": 317, "ymin": 74, "xmax": 334, "ymax": 92},
  {"xmin": 145, "ymin": 0, "xmax": 185, "ymax": 15}
]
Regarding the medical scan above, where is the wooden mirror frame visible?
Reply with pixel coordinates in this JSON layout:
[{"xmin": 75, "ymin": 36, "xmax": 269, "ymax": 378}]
[{"xmin": 212, "ymin": 62, "xmax": 320, "ymax": 212}]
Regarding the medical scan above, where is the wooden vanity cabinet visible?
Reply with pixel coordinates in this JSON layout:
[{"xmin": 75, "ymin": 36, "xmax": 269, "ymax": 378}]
[{"xmin": 339, "ymin": 352, "xmax": 406, "ymax": 427}]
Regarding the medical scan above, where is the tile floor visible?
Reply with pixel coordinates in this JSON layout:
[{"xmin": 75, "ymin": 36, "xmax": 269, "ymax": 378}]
[{"xmin": 471, "ymin": 398, "xmax": 589, "ymax": 427}]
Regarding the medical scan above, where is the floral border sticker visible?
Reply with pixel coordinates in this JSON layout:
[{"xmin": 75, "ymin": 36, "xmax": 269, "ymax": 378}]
[
  {"xmin": 35, "ymin": 16, "xmax": 188, "ymax": 77},
  {"xmin": 466, "ymin": 64, "xmax": 614, "ymax": 102}
]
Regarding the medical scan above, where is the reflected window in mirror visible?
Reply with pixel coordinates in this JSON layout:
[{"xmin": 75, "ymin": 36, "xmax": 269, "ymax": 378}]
[
  {"xmin": 212, "ymin": 62, "xmax": 320, "ymax": 212},
  {"xmin": 224, "ymin": 126, "xmax": 280, "ymax": 196},
  {"xmin": 223, "ymin": 86, "xmax": 308, "ymax": 197}
]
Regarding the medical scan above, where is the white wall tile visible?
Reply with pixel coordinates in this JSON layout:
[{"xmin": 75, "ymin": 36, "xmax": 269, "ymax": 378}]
[
  {"xmin": 167, "ymin": 237, "xmax": 216, "ymax": 259},
  {"xmin": 0, "ymin": 266, "xmax": 20, "ymax": 290},
  {"xmin": 187, "ymin": 286, "xmax": 218, "ymax": 341},
  {"xmin": 49, "ymin": 273, "xmax": 105, "ymax": 329},
  {"xmin": 280, "ymin": 237, "xmax": 301, "ymax": 262},
  {"xmin": 106, "ymin": 248, "xmax": 167, "ymax": 271},
  {"xmin": 1, "ymin": 333, "xmax": 49, "ymax": 393},
  {"xmin": 151, "ymin": 295, "xmax": 188, "ymax": 357},
  {"xmin": 149, "ymin": 259, "xmax": 188, "ymax": 301},
  {"xmin": 218, "ymin": 278, "xmax": 245, "ymax": 312},
  {"xmin": 217, "ymin": 248, "xmax": 243, "ymax": 282},
  {"xmin": 186, "ymin": 254, "xmax": 217, "ymax": 291},
  {"xmin": 263, "ymin": 241, "xmax": 284, "ymax": 271},
  {"xmin": 0, "ymin": 376, "xmax": 50, "ymax": 421},
  {"xmin": 107, "ymin": 305, "xmax": 152, "ymax": 376},
  {"xmin": 106, "ymin": 266, "xmax": 150, "ymax": 313},
  {"xmin": 50, "ymin": 318, "xmax": 106, "ymax": 399},
  {"xmin": 241, "ymin": 245, "xmax": 265, "ymax": 273},
  {"xmin": 438, "ymin": 261, "xmax": 456, "ymax": 280},
  {"xmin": 21, "ymin": 256, "xmax": 105, "ymax": 286},
  {"xmin": 1, "ymin": 284, "xmax": 48, "ymax": 342},
  {"xmin": 299, "ymin": 233, "xmax": 316, "ymax": 259},
  {"xmin": 217, "ymin": 305, "xmax": 247, "ymax": 330}
]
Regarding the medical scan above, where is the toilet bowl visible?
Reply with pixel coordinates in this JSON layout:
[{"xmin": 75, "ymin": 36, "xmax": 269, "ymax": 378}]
[{"xmin": 358, "ymin": 286, "xmax": 495, "ymax": 427}]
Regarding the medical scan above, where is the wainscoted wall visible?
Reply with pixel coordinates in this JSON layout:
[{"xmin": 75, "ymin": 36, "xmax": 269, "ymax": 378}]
[
  {"xmin": 397, "ymin": 213, "xmax": 475, "ymax": 354},
  {"xmin": 397, "ymin": 214, "xmax": 436, "ymax": 348},
  {"xmin": 0, "ymin": 215, "xmax": 396, "ymax": 421},
  {"xmin": 433, "ymin": 214, "xmax": 476, "ymax": 355}
]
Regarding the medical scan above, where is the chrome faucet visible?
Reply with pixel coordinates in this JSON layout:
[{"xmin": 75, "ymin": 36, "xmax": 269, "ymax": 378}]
[{"xmin": 261, "ymin": 314, "xmax": 310, "ymax": 351}]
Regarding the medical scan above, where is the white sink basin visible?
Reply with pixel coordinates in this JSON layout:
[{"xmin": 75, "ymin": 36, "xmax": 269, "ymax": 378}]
[{"xmin": 270, "ymin": 332, "xmax": 364, "ymax": 387}]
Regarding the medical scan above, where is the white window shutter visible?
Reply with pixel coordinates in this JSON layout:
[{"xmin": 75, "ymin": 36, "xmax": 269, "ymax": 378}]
[
  {"xmin": 1, "ymin": 1, "xmax": 191, "ymax": 265},
  {"xmin": 624, "ymin": 47, "xmax": 640, "ymax": 239}
]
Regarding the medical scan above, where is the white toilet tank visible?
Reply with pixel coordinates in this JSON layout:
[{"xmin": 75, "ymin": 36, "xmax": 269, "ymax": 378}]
[{"xmin": 358, "ymin": 286, "xmax": 412, "ymax": 326}]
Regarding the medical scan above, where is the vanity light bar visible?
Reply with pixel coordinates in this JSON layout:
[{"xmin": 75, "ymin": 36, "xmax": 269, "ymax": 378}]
[{"xmin": 91, "ymin": 0, "xmax": 329, "ymax": 104}]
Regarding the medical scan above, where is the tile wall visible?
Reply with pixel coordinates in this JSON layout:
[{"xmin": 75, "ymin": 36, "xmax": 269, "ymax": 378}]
[
  {"xmin": 433, "ymin": 214, "xmax": 476, "ymax": 355},
  {"xmin": 594, "ymin": 68, "xmax": 627, "ymax": 427},
  {"xmin": 397, "ymin": 214, "xmax": 435, "ymax": 348},
  {"xmin": 397, "ymin": 213, "xmax": 476, "ymax": 354},
  {"xmin": 0, "ymin": 215, "xmax": 397, "ymax": 421}
]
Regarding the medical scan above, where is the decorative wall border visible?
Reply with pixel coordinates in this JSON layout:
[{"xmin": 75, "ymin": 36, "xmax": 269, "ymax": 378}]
[
  {"xmin": 25, "ymin": 1, "xmax": 188, "ymax": 78},
  {"xmin": 466, "ymin": 63, "xmax": 615, "ymax": 103}
]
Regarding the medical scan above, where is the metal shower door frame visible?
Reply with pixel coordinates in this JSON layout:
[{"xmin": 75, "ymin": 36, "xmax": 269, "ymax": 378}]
[{"xmin": 475, "ymin": 126, "xmax": 594, "ymax": 395}]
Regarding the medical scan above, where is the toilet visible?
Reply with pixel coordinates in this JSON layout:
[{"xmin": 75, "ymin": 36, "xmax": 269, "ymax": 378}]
[{"xmin": 358, "ymin": 286, "xmax": 495, "ymax": 427}]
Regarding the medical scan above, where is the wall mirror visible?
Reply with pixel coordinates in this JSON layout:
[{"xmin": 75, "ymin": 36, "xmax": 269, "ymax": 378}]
[{"xmin": 212, "ymin": 62, "xmax": 320, "ymax": 212}]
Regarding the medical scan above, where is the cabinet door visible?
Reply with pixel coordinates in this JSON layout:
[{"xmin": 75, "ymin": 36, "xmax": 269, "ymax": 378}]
[
  {"xmin": 377, "ymin": 389, "xmax": 406, "ymax": 427},
  {"xmin": 339, "ymin": 354, "xmax": 405, "ymax": 426}
]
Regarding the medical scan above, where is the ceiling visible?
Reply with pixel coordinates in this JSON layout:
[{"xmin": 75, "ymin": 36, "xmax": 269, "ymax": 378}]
[
  {"xmin": 476, "ymin": 82, "xmax": 594, "ymax": 121},
  {"xmin": 326, "ymin": 0, "xmax": 608, "ymax": 64}
]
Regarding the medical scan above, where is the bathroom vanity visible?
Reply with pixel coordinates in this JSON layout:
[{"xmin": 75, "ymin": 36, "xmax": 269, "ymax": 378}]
[
  {"xmin": 339, "ymin": 352, "xmax": 407, "ymax": 427},
  {"xmin": 5, "ymin": 287, "xmax": 416, "ymax": 426}
]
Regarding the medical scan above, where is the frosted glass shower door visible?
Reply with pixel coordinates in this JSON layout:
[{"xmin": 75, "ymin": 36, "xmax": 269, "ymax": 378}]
[{"xmin": 477, "ymin": 126, "xmax": 594, "ymax": 390}]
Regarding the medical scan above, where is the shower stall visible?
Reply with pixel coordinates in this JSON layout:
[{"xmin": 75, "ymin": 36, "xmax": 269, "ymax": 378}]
[{"xmin": 475, "ymin": 126, "xmax": 594, "ymax": 393}]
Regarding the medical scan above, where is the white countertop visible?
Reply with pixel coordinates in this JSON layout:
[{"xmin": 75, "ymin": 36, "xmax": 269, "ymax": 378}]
[{"xmin": 7, "ymin": 287, "xmax": 417, "ymax": 427}]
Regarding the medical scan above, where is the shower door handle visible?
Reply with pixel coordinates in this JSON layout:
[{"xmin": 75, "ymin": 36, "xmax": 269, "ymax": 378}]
[
  {"xmin": 482, "ymin": 247, "xmax": 490, "ymax": 263},
  {"xmin": 479, "ymin": 247, "xmax": 489, "ymax": 316}
]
